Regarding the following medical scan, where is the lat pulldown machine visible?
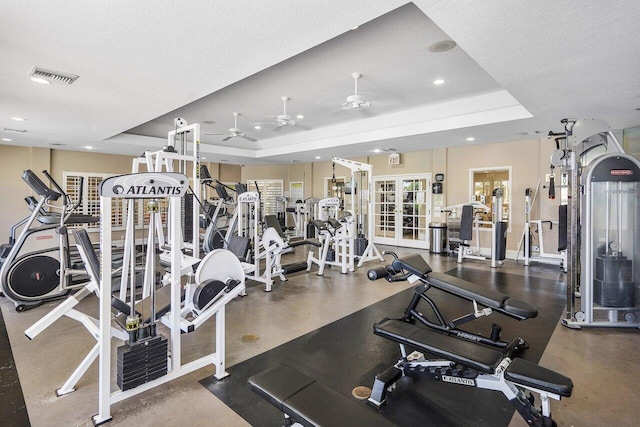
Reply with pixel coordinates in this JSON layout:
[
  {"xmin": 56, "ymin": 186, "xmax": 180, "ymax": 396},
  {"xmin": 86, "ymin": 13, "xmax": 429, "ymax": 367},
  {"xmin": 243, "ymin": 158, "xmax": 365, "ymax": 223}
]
[
  {"xmin": 554, "ymin": 119, "xmax": 640, "ymax": 328},
  {"xmin": 331, "ymin": 157, "xmax": 384, "ymax": 267}
]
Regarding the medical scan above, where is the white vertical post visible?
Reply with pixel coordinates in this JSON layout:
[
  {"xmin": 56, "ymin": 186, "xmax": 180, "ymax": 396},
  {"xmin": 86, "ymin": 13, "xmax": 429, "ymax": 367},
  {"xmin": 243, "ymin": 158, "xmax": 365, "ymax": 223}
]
[{"xmin": 94, "ymin": 195, "xmax": 113, "ymax": 425}]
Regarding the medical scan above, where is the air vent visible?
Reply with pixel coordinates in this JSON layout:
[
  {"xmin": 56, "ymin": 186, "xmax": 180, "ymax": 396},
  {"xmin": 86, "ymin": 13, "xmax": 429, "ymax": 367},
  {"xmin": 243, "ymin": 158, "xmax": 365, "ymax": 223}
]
[{"xmin": 29, "ymin": 66, "xmax": 79, "ymax": 84}]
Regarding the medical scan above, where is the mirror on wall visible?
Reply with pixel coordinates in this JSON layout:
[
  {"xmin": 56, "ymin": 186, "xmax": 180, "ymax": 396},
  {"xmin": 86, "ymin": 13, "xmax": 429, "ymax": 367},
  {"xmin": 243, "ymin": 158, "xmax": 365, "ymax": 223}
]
[{"xmin": 469, "ymin": 167, "xmax": 511, "ymax": 227}]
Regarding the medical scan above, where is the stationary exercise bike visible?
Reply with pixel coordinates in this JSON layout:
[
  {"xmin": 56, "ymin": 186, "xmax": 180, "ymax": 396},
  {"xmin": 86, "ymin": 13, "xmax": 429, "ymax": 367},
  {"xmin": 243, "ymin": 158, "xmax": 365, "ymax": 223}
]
[{"xmin": 0, "ymin": 170, "xmax": 98, "ymax": 311}]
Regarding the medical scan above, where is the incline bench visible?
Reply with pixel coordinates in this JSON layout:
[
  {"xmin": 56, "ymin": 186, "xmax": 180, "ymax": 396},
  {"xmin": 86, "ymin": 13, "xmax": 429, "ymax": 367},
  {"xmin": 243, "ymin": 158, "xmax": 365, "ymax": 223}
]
[
  {"xmin": 380, "ymin": 253, "xmax": 539, "ymax": 352},
  {"xmin": 249, "ymin": 364, "xmax": 394, "ymax": 427},
  {"xmin": 368, "ymin": 253, "xmax": 573, "ymax": 426}
]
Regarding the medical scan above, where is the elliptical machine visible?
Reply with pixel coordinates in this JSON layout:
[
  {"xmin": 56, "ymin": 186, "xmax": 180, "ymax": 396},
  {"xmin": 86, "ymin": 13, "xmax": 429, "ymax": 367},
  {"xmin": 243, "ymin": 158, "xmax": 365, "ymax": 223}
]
[{"xmin": 0, "ymin": 170, "xmax": 98, "ymax": 311}]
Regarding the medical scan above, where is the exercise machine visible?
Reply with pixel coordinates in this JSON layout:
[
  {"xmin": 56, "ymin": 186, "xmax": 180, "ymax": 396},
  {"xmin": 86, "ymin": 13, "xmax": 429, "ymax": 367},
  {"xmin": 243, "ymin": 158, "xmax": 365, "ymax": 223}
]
[
  {"xmin": 93, "ymin": 171, "xmax": 245, "ymax": 424},
  {"xmin": 253, "ymin": 215, "xmax": 321, "ymax": 292},
  {"xmin": 303, "ymin": 197, "xmax": 319, "ymax": 239},
  {"xmin": 518, "ymin": 181, "xmax": 567, "ymax": 270},
  {"xmin": 307, "ymin": 205, "xmax": 355, "ymax": 275},
  {"xmin": 549, "ymin": 119, "xmax": 640, "ymax": 329},
  {"xmin": 1, "ymin": 169, "xmax": 98, "ymax": 311},
  {"xmin": 368, "ymin": 254, "xmax": 573, "ymax": 427},
  {"xmin": 453, "ymin": 189, "xmax": 507, "ymax": 268},
  {"xmin": 552, "ymin": 119, "xmax": 640, "ymax": 328},
  {"xmin": 332, "ymin": 157, "xmax": 384, "ymax": 266}
]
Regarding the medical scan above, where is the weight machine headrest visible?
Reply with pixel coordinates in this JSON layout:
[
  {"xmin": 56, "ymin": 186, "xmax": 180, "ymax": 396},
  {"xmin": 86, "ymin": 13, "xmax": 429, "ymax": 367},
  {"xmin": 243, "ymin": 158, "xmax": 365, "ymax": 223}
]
[{"xmin": 22, "ymin": 170, "xmax": 61, "ymax": 201}]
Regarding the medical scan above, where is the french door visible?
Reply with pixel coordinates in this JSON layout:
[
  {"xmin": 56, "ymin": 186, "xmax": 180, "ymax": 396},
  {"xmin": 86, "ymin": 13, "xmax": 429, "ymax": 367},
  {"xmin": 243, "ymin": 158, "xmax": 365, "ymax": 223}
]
[{"xmin": 373, "ymin": 174, "xmax": 431, "ymax": 249}]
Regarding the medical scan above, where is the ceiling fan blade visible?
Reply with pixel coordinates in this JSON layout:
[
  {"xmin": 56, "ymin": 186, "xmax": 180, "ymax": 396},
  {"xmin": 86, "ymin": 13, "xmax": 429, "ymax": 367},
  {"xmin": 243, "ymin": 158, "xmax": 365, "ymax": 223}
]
[
  {"xmin": 221, "ymin": 136, "xmax": 232, "ymax": 141},
  {"xmin": 241, "ymin": 135, "xmax": 257, "ymax": 142}
]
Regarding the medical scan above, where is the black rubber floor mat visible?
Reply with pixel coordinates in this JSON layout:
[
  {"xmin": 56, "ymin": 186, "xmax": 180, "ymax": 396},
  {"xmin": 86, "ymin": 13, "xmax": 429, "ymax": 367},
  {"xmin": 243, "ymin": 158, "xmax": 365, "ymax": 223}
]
[
  {"xmin": 200, "ymin": 269, "xmax": 565, "ymax": 427},
  {"xmin": 0, "ymin": 306, "xmax": 31, "ymax": 427}
]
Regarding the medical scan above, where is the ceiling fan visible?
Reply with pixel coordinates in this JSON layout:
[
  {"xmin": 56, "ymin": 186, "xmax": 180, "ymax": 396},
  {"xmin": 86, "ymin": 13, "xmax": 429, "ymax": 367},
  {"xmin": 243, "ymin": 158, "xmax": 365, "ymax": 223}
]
[
  {"xmin": 342, "ymin": 72, "xmax": 371, "ymax": 110},
  {"xmin": 205, "ymin": 112, "xmax": 257, "ymax": 142},
  {"xmin": 273, "ymin": 96, "xmax": 296, "ymax": 127}
]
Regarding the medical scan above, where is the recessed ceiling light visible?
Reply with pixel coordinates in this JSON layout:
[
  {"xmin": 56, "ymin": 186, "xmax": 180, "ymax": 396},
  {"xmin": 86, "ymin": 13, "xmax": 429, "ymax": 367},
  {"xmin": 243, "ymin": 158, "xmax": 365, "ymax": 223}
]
[
  {"xmin": 373, "ymin": 149, "xmax": 382, "ymax": 153},
  {"xmin": 254, "ymin": 125, "xmax": 262, "ymax": 130},
  {"xmin": 11, "ymin": 117, "xmax": 25, "ymax": 121},
  {"xmin": 296, "ymin": 115, "xmax": 304, "ymax": 119},
  {"xmin": 428, "ymin": 40, "xmax": 457, "ymax": 53},
  {"xmin": 466, "ymin": 137, "xmax": 475, "ymax": 141},
  {"xmin": 84, "ymin": 146, "xmax": 94, "ymax": 149},
  {"xmin": 201, "ymin": 157, "xmax": 207, "ymax": 160},
  {"xmin": 315, "ymin": 156, "xmax": 321, "ymax": 159},
  {"xmin": 433, "ymin": 79, "xmax": 445, "ymax": 85},
  {"xmin": 1, "ymin": 138, "xmax": 13, "ymax": 142},
  {"xmin": 30, "ymin": 77, "xmax": 51, "ymax": 84}
]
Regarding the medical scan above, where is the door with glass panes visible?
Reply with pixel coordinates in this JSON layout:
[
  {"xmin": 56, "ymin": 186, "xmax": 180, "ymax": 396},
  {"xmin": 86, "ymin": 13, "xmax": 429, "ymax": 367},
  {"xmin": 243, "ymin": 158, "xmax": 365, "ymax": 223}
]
[{"xmin": 373, "ymin": 174, "xmax": 431, "ymax": 248}]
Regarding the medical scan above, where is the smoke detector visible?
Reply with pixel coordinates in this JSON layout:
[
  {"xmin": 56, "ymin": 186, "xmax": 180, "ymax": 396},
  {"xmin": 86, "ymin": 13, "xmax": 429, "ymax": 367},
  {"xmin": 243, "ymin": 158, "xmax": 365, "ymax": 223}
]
[{"xmin": 428, "ymin": 40, "xmax": 457, "ymax": 53}]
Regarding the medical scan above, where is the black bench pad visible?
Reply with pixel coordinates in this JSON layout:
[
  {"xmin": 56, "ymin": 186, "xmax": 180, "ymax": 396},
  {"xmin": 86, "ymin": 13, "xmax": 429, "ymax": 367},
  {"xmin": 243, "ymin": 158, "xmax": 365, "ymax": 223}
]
[
  {"xmin": 374, "ymin": 318, "xmax": 504, "ymax": 373},
  {"xmin": 427, "ymin": 273, "xmax": 536, "ymax": 319},
  {"xmin": 248, "ymin": 364, "xmax": 393, "ymax": 427},
  {"xmin": 505, "ymin": 358, "xmax": 573, "ymax": 397},
  {"xmin": 391, "ymin": 254, "xmax": 537, "ymax": 319},
  {"xmin": 289, "ymin": 238, "xmax": 321, "ymax": 248}
]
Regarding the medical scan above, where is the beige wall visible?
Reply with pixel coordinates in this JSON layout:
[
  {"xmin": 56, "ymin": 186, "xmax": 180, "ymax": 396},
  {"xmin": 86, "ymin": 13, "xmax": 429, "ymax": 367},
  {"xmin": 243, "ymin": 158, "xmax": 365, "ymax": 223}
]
[{"xmin": 2, "ymin": 138, "xmax": 562, "ymax": 254}]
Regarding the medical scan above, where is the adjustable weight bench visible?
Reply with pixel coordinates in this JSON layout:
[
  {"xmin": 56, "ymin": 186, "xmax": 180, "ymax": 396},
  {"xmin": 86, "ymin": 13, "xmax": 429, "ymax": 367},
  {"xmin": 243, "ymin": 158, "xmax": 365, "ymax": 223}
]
[
  {"xmin": 369, "ymin": 318, "xmax": 572, "ymax": 426},
  {"xmin": 249, "ymin": 364, "xmax": 394, "ymax": 427},
  {"xmin": 385, "ymin": 253, "xmax": 538, "ymax": 352}
]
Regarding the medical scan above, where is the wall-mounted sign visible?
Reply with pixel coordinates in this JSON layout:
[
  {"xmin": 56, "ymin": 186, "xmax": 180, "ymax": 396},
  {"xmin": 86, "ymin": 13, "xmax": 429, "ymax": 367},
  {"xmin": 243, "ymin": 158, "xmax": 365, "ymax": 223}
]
[{"xmin": 388, "ymin": 153, "xmax": 400, "ymax": 165}]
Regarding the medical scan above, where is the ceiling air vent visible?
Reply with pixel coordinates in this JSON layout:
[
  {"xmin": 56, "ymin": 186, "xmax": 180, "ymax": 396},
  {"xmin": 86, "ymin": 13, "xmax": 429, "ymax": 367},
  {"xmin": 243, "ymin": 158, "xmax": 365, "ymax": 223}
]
[{"xmin": 29, "ymin": 66, "xmax": 79, "ymax": 84}]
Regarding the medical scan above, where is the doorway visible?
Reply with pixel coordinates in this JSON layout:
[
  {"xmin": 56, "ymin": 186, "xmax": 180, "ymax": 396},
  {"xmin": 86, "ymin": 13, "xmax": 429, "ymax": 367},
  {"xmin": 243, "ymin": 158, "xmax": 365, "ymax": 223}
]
[{"xmin": 373, "ymin": 174, "xmax": 431, "ymax": 249}]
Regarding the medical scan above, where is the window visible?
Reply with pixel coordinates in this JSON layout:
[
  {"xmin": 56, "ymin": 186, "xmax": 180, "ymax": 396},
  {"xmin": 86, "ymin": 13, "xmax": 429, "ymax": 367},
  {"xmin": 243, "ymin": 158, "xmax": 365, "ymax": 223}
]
[
  {"xmin": 64, "ymin": 172, "xmax": 123, "ymax": 230},
  {"xmin": 247, "ymin": 179, "xmax": 284, "ymax": 217}
]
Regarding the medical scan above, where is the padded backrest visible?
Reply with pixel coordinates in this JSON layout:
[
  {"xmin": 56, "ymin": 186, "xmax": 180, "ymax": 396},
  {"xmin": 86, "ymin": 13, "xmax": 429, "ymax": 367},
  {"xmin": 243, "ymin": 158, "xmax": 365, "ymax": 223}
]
[
  {"xmin": 227, "ymin": 235, "xmax": 250, "ymax": 261},
  {"xmin": 73, "ymin": 229, "xmax": 100, "ymax": 282},
  {"xmin": 311, "ymin": 219, "xmax": 328, "ymax": 231},
  {"xmin": 459, "ymin": 204, "xmax": 474, "ymax": 241},
  {"xmin": 264, "ymin": 215, "xmax": 286, "ymax": 238},
  {"xmin": 392, "ymin": 253, "xmax": 432, "ymax": 277},
  {"xmin": 558, "ymin": 204, "xmax": 567, "ymax": 251}
]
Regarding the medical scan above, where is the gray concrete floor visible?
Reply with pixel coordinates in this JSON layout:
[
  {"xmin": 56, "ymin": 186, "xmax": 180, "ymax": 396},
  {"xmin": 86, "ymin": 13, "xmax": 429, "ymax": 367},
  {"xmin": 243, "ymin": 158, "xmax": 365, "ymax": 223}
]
[{"xmin": 2, "ymin": 245, "xmax": 638, "ymax": 426}]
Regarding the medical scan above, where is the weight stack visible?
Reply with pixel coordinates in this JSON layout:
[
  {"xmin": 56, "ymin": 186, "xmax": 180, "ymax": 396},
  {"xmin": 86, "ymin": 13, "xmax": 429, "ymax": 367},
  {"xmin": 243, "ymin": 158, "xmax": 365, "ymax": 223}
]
[
  {"xmin": 594, "ymin": 254, "xmax": 635, "ymax": 307},
  {"xmin": 355, "ymin": 237, "xmax": 368, "ymax": 256},
  {"xmin": 117, "ymin": 335, "xmax": 168, "ymax": 391}
]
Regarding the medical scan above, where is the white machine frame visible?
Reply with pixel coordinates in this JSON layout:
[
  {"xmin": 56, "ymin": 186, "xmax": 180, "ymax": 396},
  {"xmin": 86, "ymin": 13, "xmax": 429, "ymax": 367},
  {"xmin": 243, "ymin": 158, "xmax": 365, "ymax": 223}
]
[
  {"xmin": 119, "ymin": 122, "xmax": 202, "ymax": 300},
  {"xmin": 331, "ymin": 157, "xmax": 383, "ymax": 267},
  {"xmin": 520, "ymin": 181, "xmax": 567, "ymax": 270},
  {"xmin": 307, "ymin": 198, "xmax": 355, "ymax": 275},
  {"xmin": 93, "ymin": 172, "xmax": 243, "ymax": 425}
]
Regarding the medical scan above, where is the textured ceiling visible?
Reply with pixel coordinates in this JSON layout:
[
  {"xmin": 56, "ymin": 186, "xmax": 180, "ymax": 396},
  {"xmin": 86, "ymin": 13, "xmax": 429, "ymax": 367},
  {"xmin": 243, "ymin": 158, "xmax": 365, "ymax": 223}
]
[{"xmin": 1, "ymin": 1, "xmax": 639, "ymax": 164}]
